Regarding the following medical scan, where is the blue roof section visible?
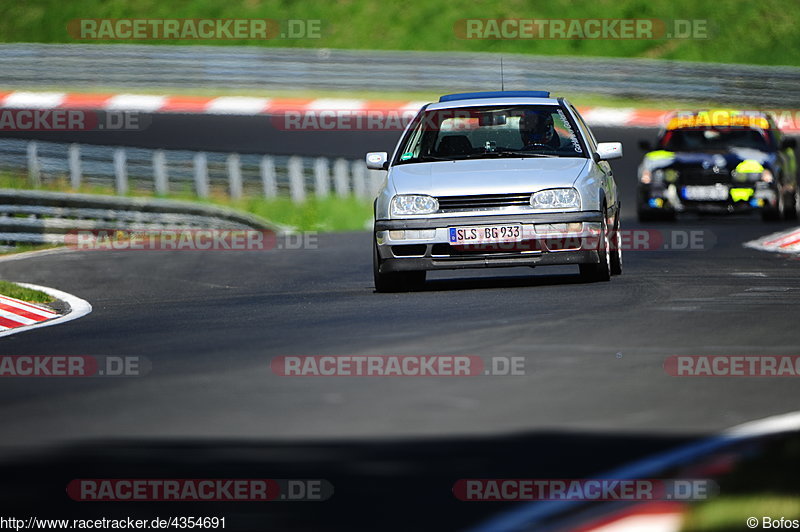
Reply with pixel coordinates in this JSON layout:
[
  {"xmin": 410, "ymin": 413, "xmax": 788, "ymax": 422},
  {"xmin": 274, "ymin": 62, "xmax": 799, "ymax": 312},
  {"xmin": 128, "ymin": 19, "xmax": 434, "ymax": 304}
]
[{"xmin": 439, "ymin": 91, "xmax": 551, "ymax": 102}]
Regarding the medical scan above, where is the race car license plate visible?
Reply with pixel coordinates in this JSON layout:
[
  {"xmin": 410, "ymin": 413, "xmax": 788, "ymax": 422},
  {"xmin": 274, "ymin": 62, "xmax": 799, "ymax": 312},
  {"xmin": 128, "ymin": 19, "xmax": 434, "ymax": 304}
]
[
  {"xmin": 682, "ymin": 185, "xmax": 728, "ymax": 201},
  {"xmin": 449, "ymin": 224, "xmax": 523, "ymax": 244}
]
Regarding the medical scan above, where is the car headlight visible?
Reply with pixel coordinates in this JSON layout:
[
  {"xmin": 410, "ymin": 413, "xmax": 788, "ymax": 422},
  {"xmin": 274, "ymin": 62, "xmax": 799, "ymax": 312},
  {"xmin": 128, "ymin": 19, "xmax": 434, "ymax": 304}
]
[
  {"xmin": 732, "ymin": 170, "xmax": 764, "ymax": 182},
  {"xmin": 643, "ymin": 168, "xmax": 675, "ymax": 184},
  {"xmin": 391, "ymin": 195, "xmax": 439, "ymax": 216},
  {"xmin": 733, "ymin": 161, "xmax": 769, "ymax": 183},
  {"xmin": 530, "ymin": 188, "xmax": 580, "ymax": 210}
]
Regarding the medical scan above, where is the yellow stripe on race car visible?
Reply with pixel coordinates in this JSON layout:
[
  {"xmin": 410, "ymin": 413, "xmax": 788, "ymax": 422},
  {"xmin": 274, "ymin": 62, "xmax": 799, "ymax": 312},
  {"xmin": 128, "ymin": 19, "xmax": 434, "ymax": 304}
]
[
  {"xmin": 645, "ymin": 150, "xmax": 675, "ymax": 160},
  {"xmin": 730, "ymin": 188, "xmax": 755, "ymax": 202},
  {"xmin": 734, "ymin": 160, "xmax": 764, "ymax": 174},
  {"xmin": 667, "ymin": 110, "xmax": 770, "ymax": 130}
]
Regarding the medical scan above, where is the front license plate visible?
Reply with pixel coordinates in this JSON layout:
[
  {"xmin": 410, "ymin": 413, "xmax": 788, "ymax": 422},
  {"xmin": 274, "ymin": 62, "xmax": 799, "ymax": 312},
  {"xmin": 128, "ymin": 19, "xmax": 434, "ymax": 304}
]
[
  {"xmin": 449, "ymin": 225, "xmax": 523, "ymax": 244},
  {"xmin": 682, "ymin": 185, "xmax": 729, "ymax": 201}
]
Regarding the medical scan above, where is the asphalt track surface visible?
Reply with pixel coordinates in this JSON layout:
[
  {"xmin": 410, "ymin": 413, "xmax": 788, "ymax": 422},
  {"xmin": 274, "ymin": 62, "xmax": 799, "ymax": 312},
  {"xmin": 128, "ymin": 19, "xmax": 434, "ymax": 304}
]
[{"xmin": 1, "ymin": 120, "xmax": 799, "ymax": 531}]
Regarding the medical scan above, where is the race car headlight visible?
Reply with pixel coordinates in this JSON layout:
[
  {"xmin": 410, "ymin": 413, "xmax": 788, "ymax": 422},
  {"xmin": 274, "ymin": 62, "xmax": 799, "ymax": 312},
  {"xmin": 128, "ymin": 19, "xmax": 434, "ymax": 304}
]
[
  {"xmin": 391, "ymin": 195, "xmax": 439, "ymax": 216},
  {"xmin": 732, "ymin": 170, "xmax": 764, "ymax": 182},
  {"xmin": 733, "ymin": 160, "xmax": 768, "ymax": 183},
  {"xmin": 530, "ymin": 188, "xmax": 580, "ymax": 210}
]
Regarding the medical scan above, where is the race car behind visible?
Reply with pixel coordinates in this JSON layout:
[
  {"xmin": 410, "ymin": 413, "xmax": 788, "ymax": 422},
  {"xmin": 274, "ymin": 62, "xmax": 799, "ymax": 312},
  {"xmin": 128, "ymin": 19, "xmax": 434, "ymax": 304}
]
[{"xmin": 637, "ymin": 110, "xmax": 798, "ymax": 221}]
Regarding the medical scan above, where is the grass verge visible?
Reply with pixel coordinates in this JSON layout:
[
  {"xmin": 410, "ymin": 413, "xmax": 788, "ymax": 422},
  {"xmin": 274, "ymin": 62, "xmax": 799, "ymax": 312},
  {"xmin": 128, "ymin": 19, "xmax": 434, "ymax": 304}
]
[
  {"xmin": 0, "ymin": 280, "xmax": 54, "ymax": 304},
  {"xmin": 680, "ymin": 432, "xmax": 800, "ymax": 531},
  {"xmin": 0, "ymin": 243, "xmax": 60, "ymax": 256},
  {"xmin": 682, "ymin": 497, "xmax": 800, "ymax": 531},
  {"xmin": 1, "ymin": 0, "xmax": 799, "ymax": 66},
  {"xmin": 0, "ymin": 173, "xmax": 374, "ymax": 232}
]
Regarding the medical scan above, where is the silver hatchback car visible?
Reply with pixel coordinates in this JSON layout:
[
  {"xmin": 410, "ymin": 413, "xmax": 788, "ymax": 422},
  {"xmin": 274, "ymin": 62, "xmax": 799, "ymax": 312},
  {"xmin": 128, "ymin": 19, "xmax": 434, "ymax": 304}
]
[{"xmin": 367, "ymin": 91, "xmax": 623, "ymax": 292}]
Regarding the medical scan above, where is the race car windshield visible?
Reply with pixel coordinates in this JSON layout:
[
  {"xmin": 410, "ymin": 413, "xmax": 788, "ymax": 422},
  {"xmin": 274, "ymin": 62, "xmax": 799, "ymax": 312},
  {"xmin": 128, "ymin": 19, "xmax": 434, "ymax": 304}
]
[
  {"xmin": 394, "ymin": 105, "xmax": 588, "ymax": 164},
  {"xmin": 658, "ymin": 127, "xmax": 772, "ymax": 152}
]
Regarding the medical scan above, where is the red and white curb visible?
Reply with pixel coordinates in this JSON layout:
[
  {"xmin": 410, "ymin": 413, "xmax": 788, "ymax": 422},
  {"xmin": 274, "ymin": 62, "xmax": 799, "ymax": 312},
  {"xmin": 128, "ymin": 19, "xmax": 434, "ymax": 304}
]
[
  {"xmin": 6, "ymin": 90, "xmax": 794, "ymax": 131},
  {"xmin": 0, "ymin": 90, "xmax": 428, "ymax": 117},
  {"xmin": 0, "ymin": 282, "xmax": 92, "ymax": 338},
  {"xmin": 744, "ymin": 226, "xmax": 800, "ymax": 254},
  {"xmin": 572, "ymin": 410, "xmax": 800, "ymax": 532},
  {"xmin": 574, "ymin": 502, "xmax": 686, "ymax": 532},
  {"xmin": 0, "ymin": 293, "xmax": 59, "ymax": 331},
  {"xmin": 472, "ymin": 410, "xmax": 800, "ymax": 532},
  {"xmin": 2, "ymin": 90, "xmax": 800, "ymax": 132}
]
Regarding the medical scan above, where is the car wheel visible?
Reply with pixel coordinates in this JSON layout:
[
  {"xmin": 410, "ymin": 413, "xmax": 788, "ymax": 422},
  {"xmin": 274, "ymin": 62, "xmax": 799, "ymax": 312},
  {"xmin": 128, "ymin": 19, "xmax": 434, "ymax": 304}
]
[
  {"xmin": 783, "ymin": 186, "xmax": 799, "ymax": 220},
  {"xmin": 762, "ymin": 189, "xmax": 785, "ymax": 222},
  {"xmin": 610, "ymin": 214, "xmax": 622, "ymax": 276},
  {"xmin": 579, "ymin": 213, "xmax": 611, "ymax": 282},
  {"xmin": 373, "ymin": 241, "xmax": 426, "ymax": 292}
]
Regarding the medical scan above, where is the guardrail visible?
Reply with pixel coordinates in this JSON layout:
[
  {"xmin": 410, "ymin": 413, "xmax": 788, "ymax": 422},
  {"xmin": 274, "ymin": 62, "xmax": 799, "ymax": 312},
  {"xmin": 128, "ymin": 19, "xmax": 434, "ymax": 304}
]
[
  {"xmin": 2, "ymin": 43, "xmax": 800, "ymax": 106},
  {"xmin": 0, "ymin": 139, "xmax": 385, "ymax": 202},
  {"xmin": 0, "ymin": 188, "xmax": 286, "ymax": 247}
]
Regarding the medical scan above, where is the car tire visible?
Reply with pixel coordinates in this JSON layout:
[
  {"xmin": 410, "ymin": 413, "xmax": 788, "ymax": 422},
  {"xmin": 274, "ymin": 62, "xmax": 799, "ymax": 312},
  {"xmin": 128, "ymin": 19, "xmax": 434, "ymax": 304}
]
[
  {"xmin": 610, "ymin": 213, "xmax": 622, "ymax": 276},
  {"xmin": 762, "ymin": 190, "xmax": 785, "ymax": 222},
  {"xmin": 373, "ymin": 241, "xmax": 426, "ymax": 292},
  {"xmin": 579, "ymin": 212, "xmax": 611, "ymax": 282},
  {"xmin": 783, "ymin": 186, "xmax": 799, "ymax": 220}
]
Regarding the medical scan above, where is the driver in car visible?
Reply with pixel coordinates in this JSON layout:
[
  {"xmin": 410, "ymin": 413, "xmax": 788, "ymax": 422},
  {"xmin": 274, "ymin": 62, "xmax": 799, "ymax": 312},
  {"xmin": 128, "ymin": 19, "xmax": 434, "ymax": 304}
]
[{"xmin": 519, "ymin": 110, "xmax": 561, "ymax": 150}]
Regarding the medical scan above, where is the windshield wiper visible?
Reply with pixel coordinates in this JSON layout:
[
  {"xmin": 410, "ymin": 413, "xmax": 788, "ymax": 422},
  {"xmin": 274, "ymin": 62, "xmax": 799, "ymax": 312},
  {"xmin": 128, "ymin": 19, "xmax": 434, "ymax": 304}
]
[
  {"xmin": 457, "ymin": 151, "xmax": 558, "ymax": 159},
  {"xmin": 500, "ymin": 150, "xmax": 558, "ymax": 158}
]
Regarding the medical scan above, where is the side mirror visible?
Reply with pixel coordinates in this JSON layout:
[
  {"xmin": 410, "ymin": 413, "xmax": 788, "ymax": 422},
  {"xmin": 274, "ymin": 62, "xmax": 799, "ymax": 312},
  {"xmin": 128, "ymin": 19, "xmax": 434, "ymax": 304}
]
[
  {"xmin": 366, "ymin": 151, "xmax": 389, "ymax": 170},
  {"xmin": 595, "ymin": 142, "xmax": 623, "ymax": 161},
  {"xmin": 638, "ymin": 140, "xmax": 652, "ymax": 152},
  {"xmin": 781, "ymin": 137, "xmax": 797, "ymax": 150}
]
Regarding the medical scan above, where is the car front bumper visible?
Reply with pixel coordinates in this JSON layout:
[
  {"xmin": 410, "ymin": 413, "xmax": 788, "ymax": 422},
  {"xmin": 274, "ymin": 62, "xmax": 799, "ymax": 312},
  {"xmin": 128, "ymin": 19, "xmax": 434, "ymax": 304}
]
[
  {"xmin": 374, "ymin": 211, "xmax": 603, "ymax": 272},
  {"xmin": 638, "ymin": 183, "xmax": 779, "ymax": 213}
]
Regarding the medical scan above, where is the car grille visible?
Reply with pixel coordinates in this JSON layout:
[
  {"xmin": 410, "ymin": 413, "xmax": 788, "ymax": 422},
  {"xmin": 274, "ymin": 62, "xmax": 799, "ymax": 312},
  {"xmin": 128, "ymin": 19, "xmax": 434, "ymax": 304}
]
[
  {"xmin": 677, "ymin": 167, "xmax": 732, "ymax": 186},
  {"xmin": 435, "ymin": 193, "xmax": 532, "ymax": 212}
]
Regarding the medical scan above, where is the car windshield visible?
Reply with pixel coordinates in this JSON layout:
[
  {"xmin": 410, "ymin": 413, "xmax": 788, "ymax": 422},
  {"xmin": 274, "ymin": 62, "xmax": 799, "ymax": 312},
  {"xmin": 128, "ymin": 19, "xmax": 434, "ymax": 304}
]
[
  {"xmin": 394, "ymin": 105, "xmax": 588, "ymax": 164},
  {"xmin": 658, "ymin": 127, "xmax": 772, "ymax": 152}
]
